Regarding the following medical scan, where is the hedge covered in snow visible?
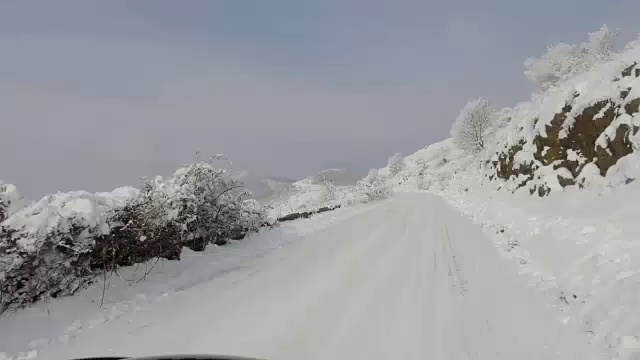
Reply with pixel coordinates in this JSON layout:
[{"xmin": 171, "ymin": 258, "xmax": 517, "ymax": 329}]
[{"xmin": 0, "ymin": 160, "xmax": 268, "ymax": 314}]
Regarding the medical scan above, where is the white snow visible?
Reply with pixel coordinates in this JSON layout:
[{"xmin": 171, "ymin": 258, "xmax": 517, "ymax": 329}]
[
  {"xmin": 3, "ymin": 188, "xmax": 139, "ymax": 254},
  {"xmin": 265, "ymin": 175, "xmax": 388, "ymax": 219},
  {"xmin": 0, "ymin": 194, "xmax": 597, "ymax": 360},
  {"xmin": 438, "ymin": 175, "xmax": 640, "ymax": 359}
]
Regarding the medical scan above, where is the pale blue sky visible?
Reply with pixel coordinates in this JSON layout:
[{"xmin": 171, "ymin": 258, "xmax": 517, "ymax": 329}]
[{"xmin": 1, "ymin": 1, "xmax": 639, "ymax": 197}]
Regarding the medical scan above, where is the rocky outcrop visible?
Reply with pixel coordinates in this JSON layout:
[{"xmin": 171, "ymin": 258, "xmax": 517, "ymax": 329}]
[{"xmin": 493, "ymin": 62, "xmax": 640, "ymax": 194}]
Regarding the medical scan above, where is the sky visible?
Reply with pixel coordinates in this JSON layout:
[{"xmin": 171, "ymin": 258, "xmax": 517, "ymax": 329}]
[{"xmin": 1, "ymin": 0, "xmax": 639, "ymax": 198}]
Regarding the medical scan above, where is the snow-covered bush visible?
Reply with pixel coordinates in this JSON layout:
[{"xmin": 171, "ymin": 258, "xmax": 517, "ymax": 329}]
[
  {"xmin": 0, "ymin": 159, "xmax": 267, "ymax": 313},
  {"xmin": 524, "ymin": 25, "xmax": 617, "ymax": 91},
  {"xmin": 356, "ymin": 169, "xmax": 393, "ymax": 202},
  {"xmin": 451, "ymin": 97, "xmax": 497, "ymax": 154},
  {"xmin": 321, "ymin": 176, "xmax": 337, "ymax": 202},
  {"xmin": 127, "ymin": 159, "xmax": 267, "ymax": 250},
  {"xmin": 360, "ymin": 169, "xmax": 376, "ymax": 184},
  {"xmin": 417, "ymin": 174, "xmax": 433, "ymax": 191},
  {"xmin": 0, "ymin": 188, "xmax": 138, "ymax": 313},
  {"xmin": 0, "ymin": 182, "xmax": 24, "ymax": 223},
  {"xmin": 358, "ymin": 180, "xmax": 392, "ymax": 202},
  {"xmin": 387, "ymin": 153, "xmax": 406, "ymax": 176}
]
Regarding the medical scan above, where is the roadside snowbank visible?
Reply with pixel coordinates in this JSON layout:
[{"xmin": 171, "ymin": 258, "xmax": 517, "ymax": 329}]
[{"xmin": 440, "ymin": 170, "xmax": 640, "ymax": 359}]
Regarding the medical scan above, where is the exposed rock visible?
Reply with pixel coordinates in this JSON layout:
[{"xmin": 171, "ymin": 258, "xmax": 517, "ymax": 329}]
[{"xmin": 492, "ymin": 63, "xmax": 640, "ymax": 194}]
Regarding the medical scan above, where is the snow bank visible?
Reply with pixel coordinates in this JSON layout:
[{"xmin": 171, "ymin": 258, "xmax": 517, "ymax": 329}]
[{"xmin": 436, "ymin": 168, "xmax": 640, "ymax": 359}]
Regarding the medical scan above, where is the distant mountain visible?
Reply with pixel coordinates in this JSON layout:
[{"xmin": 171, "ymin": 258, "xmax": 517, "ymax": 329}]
[{"xmin": 241, "ymin": 175, "xmax": 297, "ymax": 200}]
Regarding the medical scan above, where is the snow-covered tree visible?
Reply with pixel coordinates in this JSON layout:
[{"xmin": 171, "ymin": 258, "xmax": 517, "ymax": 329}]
[
  {"xmin": 0, "ymin": 182, "xmax": 24, "ymax": 223},
  {"xmin": 387, "ymin": 153, "xmax": 405, "ymax": 176},
  {"xmin": 524, "ymin": 43, "xmax": 588, "ymax": 91},
  {"xmin": 362, "ymin": 169, "xmax": 380, "ymax": 184},
  {"xmin": 587, "ymin": 25, "xmax": 616, "ymax": 61},
  {"xmin": 416, "ymin": 158, "xmax": 429, "ymax": 176},
  {"xmin": 524, "ymin": 24, "xmax": 618, "ymax": 91},
  {"xmin": 451, "ymin": 97, "xmax": 497, "ymax": 154},
  {"xmin": 321, "ymin": 175, "xmax": 337, "ymax": 202}
]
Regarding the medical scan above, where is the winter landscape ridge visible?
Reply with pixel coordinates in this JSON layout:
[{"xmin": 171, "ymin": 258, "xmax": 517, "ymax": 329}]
[{"xmin": 1, "ymin": 25, "xmax": 640, "ymax": 359}]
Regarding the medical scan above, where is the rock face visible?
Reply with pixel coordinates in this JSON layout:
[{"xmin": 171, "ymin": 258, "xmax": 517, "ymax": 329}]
[{"xmin": 492, "ymin": 61, "xmax": 640, "ymax": 195}]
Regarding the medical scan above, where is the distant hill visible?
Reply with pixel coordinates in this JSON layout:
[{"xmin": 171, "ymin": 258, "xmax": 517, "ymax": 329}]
[{"xmin": 301, "ymin": 168, "xmax": 363, "ymax": 187}]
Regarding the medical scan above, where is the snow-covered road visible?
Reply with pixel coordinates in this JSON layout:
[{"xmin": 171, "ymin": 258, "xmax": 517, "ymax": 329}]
[{"xmin": 37, "ymin": 193, "xmax": 595, "ymax": 360}]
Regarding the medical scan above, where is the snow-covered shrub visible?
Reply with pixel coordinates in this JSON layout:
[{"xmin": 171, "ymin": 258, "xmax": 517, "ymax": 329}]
[
  {"xmin": 387, "ymin": 153, "xmax": 406, "ymax": 176},
  {"xmin": 451, "ymin": 97, "xmax": 497, "ymax": 154},
  {"xmin": 362, "ymin": 169, "xmax": 379, "ymax": 184},
  {"xmin": 136, "ymin": 159, "xmax": 266, "ymax": 250},
  {"xmin": 0, "ymin": 188, "xmax": 138, "ymax": 313},
  {"xmin": 356, "ymin": 170, "xmax": 393, "ymax": 202},
  {"xmin": 524, "ymin": 25, "xmax": 618, "ymax": 91},
  {"xmin": 321, "ymin": 176, "xmax": 337, "ymax": 202},
  {"xmin": 0, "ymin": 182, "xmax": 24, "ymax": 223},
  {"xmin": 0, "ymin": 159, "xmax": 268, "ymax": 313},
  {"xmin": 91, "ymin": 194, "xmax": 183, "ymax": 270},
  {"xmin": 355, "ymin": 181, "xmax": 390, "ymax": 202}
]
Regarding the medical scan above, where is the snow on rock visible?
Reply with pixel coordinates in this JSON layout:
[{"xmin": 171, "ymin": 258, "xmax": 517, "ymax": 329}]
[{"xmin": 489, "ymin": 40, "xmax": 640, "ymax": 194}]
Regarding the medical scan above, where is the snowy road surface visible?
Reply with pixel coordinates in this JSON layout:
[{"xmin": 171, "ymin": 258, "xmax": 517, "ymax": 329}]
[{"xmin": 35, "ymin": 193, "xmax": 595, "ymax": 360}]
